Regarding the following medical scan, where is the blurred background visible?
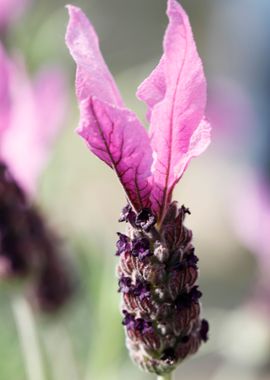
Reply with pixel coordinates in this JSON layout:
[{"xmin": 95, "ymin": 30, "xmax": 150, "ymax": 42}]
[{"xmin": 1, "ymin": 0, "xmax": 270, "ymax": 379}]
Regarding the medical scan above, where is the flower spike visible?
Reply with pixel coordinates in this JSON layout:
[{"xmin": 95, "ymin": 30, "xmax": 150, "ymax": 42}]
[{"xmin": 65, "ymin": 0, "xmax": 211, "ymax": 376}]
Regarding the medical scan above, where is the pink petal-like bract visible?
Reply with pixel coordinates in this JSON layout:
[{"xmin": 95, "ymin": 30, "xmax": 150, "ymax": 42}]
[
  {"xmin": 0, "ymin": 53, "xmax": 66, "ymax": 195},
  {"xmin": 0, "ymin": 44, "xmax": 11, "ymax": 135},
  {"xmin": 65, "ymin": 5, "xmax": 153, "ymax": 211},
  {"xmin": 137, "ymin": 0, "xmax": 211, "ymax": 220}
]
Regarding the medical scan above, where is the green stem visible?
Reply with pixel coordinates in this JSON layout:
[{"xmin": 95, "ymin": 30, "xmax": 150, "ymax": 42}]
[
  {"xmin": 157, "ymin": 372, "xmax": 174, "ymax": 380},
  {"xmin": 12, "ymin": 296, "xmax": 46, "ymax": 380}
]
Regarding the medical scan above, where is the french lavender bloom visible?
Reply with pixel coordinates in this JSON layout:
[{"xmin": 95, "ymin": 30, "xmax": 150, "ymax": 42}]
[
  {"xmin": 0, "ymin": 44, "xmax": 74, "ymax": 311},
  {"xmin": 65, "ymin": 0, "xmax": 211, "ymax": 376}
]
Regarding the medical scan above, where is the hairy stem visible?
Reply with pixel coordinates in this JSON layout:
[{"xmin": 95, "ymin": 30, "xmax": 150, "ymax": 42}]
[
  {"xmin": 157, "ymin": 372, "xmax": 174, "ymax": 380},
  {"xmin": 12, "ymin": 296, "xmax": 46, "ymax": 380}
]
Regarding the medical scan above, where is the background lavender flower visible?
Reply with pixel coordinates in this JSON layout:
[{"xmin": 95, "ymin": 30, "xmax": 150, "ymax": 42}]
[{"xmin": 0, "ymin": 37, "xmax": 75, "ymax": 313}]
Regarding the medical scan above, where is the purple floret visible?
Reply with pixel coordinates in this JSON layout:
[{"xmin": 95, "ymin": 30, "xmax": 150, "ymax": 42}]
[
  {"xmin": 118, "ymin": 204, "xmax": 136, "ymax": 225},
  {"xmin": 185, "ymin": 248, "xmax": 199, "ymax": 267},
  {"xmin": 118, "ymin": 276, "xmax": 133, "ymax": 293},
  {"xmin": 122, "ymin": 310, "xmax": 153, "ymax": 334},
  {"xmin": 200, "ymin": 319, "xmax": 209, "ymax": 342},
  {"xmin": 122, "ymin": 310, "xmax": 136, "ymax": 330},
  {"xmin": 134, "ymin": 318, "xmax": 153, "ymax": 333},
  {"xmin": 142, "ymin": 320, "xmax": 154, "ymax": 334},
  {"xmin": 135, "ymin": 208, "xmax": 156, "ymax": 232},
  {"xmin": 133, "ymin": 280, "xmax": 151, "ymax": 300},
  {"xmin": 175, "ymin": 286, "xmax": 202, "ymax": 310},
  {"xmin": 131, "ymin": 237, "xmax": 151, "ymax": 260},
  {"xmin": 116, "ymin": 233, "xmax": 131, "ymax": 256}
]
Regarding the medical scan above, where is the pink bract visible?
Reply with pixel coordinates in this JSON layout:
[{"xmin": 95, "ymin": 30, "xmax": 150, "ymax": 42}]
[
  {"xmin": 0, "ymin": 44, "xmax": 66, "ymax": 196},
  {"xmin": 66, "ymin": 5, "xmax": 153, "ymax": 211},
  {"xmin": 65, "ymin": 0, "xmax": 211, "ymax": 221}
]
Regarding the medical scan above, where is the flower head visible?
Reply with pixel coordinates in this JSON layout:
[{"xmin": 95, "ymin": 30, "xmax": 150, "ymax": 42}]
[
  {"xmin": 65, "ymin": 0, "xmax": 211, "ymax": 223},
  {"xmin": 65, "ymin": 0, "xmax": 210, "ymax": 375}
]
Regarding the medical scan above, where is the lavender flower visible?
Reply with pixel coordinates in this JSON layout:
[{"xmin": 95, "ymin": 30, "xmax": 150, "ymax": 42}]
[
  {"xmin": 0, "ymin": 43, "xmax": 74, "ymax": 311},
  {"xmin": 66, "ymin": 0, "xmax": 211, "ymax": 376}
]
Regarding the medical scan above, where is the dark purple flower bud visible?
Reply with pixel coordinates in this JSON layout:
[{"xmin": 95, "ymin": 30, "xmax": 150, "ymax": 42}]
[
  {"xmin": 122, "ymin": 310, "xmax": 135, "ymax": 330},
  {"xmin": 175, "ymin": 286, "xmax": 202, "ymax": 310},
  {"xmin": 200, "ymin": 319, "xmax": 209, "ymax": 342},
  {"xmin": 119, "ymin": 204, "xmax": 136, "ymax": 225},
  {"xmin": 133, "ymin": 280, "xmax": 151, "ymax": 300},
  {"xmin": 189, "ymin": 286, "xmax": 202, "ymax": 301},
  {"xmin": 181, "ymin": 205, "xmax": 191, "ymax": 216},
  {"xmin": 122, "ymin": 310, "xmax": 154, "ymax": 337},
  {"xmin": 161, "ymin": 348, "xmax": 176, "ymax": 364},
  {"xmin": 116, "ymin": 233, "xmax": 131, "ymax": 256},
  {"xmin": 135, "ymin": 208, "xmax": 156, "ymax": 232},
  {"xmin": 118, "ymin": 276, "xmax": 132, "ymax": 293},
  {"xmin": 132, "ymin": 238, "xmax": 151, "ymax": 260},
  {"xmin": 182, "ymin": 246, "xmax": 199, "ymax": 267},
  {"xmin": 142, "ymin": 320, "xmax": 154, "ymax": 334},
  {"xmin": 134, "ymin": 318, "xmax": 146, "ymax": 332}
]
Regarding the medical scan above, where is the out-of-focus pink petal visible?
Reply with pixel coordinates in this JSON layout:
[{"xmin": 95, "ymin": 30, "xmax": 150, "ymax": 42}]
[
  {"xmin": 78, "ymin": 97, "xmax": 152, "ymax": 211},
  {"xmin": 34, "ymin": 68, "xmax": 67, "ymax": 146},
  {"xmin": 0, "ymin": 63, "xmax": 66, "ymax": 196},
  {"xmin": 0, "ymin": 0, "xmax": 30, "ymax": 29},
  {"xmin": 233, "ymin": 174, "xmax": 270, "ymax": 268},
  {"xmin": 65, "ymin": 5, "xmax": 123, "ymax": 106},
  {"xmin": 207, "ymin": 78, "xmax": 256, "ymax": 143},
  {"xmin": 139, "ymin": 0, "xmax": 210, "ymax": 220},
  {"xmin": 0, "ymin": 44, "xmax": 11, "ymax": 135},
  {"xmin": 65, "ymin": 5, "xmax": 153, "ymax": 210}
]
